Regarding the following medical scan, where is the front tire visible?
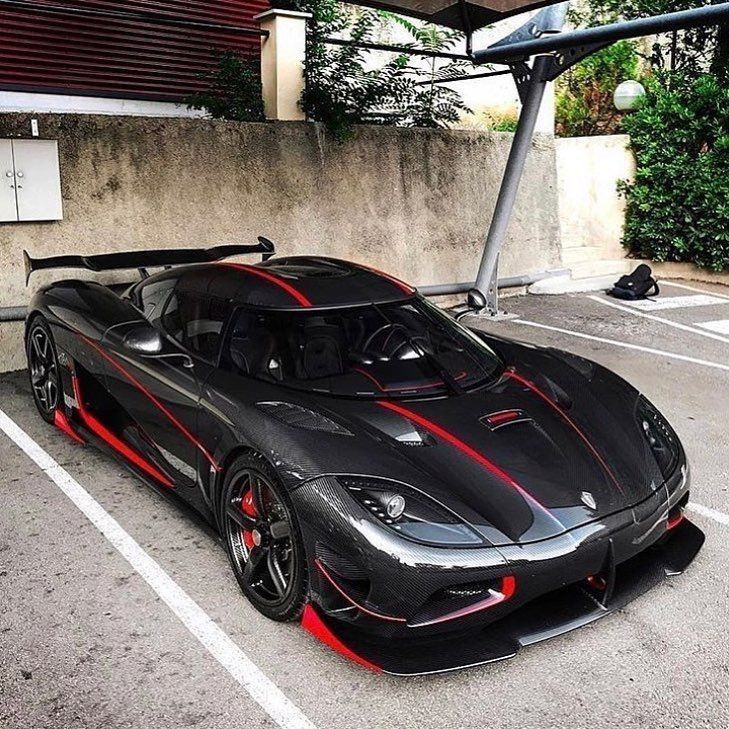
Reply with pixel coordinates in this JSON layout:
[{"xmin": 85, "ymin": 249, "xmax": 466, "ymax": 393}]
[
  {"xmin": 220, "ymin": 452, "xmax": 308, "ymax": 622},
  {"xmin": 26, "ymin": 316, "xmax": 62, "ymax": 424}
]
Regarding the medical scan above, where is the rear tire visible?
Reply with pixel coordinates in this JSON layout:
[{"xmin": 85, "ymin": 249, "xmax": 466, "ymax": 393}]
[
  {"xmin": 220, "ymin": 452, "xmax": 308, "ymax": 622},
  {"xmin": 26, "ymin": 316, "xmax": 62, "ymax": 424}
]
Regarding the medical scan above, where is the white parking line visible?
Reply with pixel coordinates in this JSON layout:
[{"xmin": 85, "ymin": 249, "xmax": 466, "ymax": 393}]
[
  {"xmin": 514, "ymin": 319, "xmax": 729, "ymax": 372},
  {"xmin": 617, "ymin": 294, "xmax": 728, "ymax": 312},
  {"xmin": 588, "ymin": 295, "xmax": 729, "ymax": 346},
  {"xmin": 0, "ymin": 409, "xmax": 317, "ymax": 729},
  {"xmin": 689, "ymin": 502, "xmax": 729, "ymax": 527},
  {"xmin": 659, "ymin": 280, "xmax": 729, "ymax": 300},
  {"xmin": 696, "ymin": 320, "xmax": 729, "ymax": 336}
]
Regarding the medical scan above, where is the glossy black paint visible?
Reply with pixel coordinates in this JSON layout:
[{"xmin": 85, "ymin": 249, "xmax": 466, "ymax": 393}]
[{"xmin": 26, "ymin": 256, "xmax": 704, "ymax": 674}]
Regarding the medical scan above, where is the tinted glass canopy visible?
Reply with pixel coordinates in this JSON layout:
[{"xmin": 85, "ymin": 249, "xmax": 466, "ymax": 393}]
[{"xmin": 341, "ymin": 0, "xmax": 561, "ymax": 31}]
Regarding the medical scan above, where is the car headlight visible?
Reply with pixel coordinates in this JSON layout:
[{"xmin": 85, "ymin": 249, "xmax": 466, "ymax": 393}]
[
  {"xmin": 339, "ymin": 476, "xmax": 484, "ymax": 546},
  {"xmin": 636, "ymin": 396, "xmax": 680, "ymax": 478}
]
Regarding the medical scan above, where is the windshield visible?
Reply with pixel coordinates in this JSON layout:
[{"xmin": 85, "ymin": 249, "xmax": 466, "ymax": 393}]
[{"xmin": 224, "ymin": 298, "xmax": 503, "ymax": 398}]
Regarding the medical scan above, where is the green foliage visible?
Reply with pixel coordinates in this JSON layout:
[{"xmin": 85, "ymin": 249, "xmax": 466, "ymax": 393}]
[
  {"xmin": 556, "ymin": 40, "xmax": 639, "ymax": 136},
  {"xmin": 619, "ymin": 74, "xmax": 729, "ymax": 270},
  {"xmin": 186, "ymin": 51, "xmax": 265, "ymax": 122},
  {"xmin": 298, "ymin": 0, "xmax": 471, "ymax": 139}
]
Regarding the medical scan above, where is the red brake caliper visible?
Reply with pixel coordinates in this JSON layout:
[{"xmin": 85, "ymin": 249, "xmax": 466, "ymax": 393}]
[{"xmin": 241, "ymin": 489, "xmax": 258, "ymax": 551}]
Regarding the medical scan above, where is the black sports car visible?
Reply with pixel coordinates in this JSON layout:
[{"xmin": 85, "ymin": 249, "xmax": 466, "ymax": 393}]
[{"xmin": 24, "ymin": 242, "xmax": 704, "ymax": 675}]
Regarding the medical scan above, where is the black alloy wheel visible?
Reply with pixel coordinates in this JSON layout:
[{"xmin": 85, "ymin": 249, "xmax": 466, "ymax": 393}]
[
  {"xmin": 222, "ymin": 453, "xmax": 307, "ymax": 621},
  {"xmin": 27, "ymin": 317, "xmax": 61, "ymax": 423}
]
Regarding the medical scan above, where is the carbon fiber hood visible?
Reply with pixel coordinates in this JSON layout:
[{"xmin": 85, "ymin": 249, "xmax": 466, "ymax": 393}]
[{"xmin": 302, "ymin": 338, "xmax": 668, "ymax": 547}]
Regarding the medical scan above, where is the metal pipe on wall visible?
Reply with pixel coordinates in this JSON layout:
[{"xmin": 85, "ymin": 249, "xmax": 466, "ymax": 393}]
[{"xmin": 418, "ymin": 268, "xmax": 569, "ymax": 296}]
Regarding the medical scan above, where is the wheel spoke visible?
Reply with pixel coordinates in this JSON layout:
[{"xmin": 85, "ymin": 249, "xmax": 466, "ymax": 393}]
[
  {"xmin": 226, "ymin": 504, "xmax": 258, "ymax": 531},
  {"xmin": 243, "ymin": 546, "xmax": 266, "ymax": 582},
  {"xmin": 267, "ymin": 548, "xmax": 288, "ymax": 597},
  {"xmin": 250, "ymin": 476, "xmax": 267, "ymax": 519}
]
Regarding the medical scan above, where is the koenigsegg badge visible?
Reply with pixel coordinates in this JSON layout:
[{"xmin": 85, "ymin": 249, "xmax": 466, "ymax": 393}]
[{"xmin": 581, "ymin": 491, "xmax": 597, "ymax": 510}]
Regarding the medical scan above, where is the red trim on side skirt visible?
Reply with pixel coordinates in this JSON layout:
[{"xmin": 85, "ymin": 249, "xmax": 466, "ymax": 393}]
[
  {"xmin": 81, "ymin": 336, "xmax": 220, "ymax": 471},
  {"xmin": 504, "ymin": 371, "xmax": 625, "ymax": 495},
  {"xmin": 301, "ymin": 604, "xmax": 382, "ymax": 673},
  {"xmin": 221, "ymin": 263, "xmax": 313, "ymax": 307},
  {"xmin": 72, "ymin": 376, "xmax": 174, "ymax": 488},
  {"xmin": 53, "ymin": 409, "xmax": 85, "ymax": 444},
  {"xmin": 315, "ymin": 559, "xmax": 406, "ymax": 623},
  {"xmin": 377, "ymin": 399, "xmax": 552, "ymax": 516},
  {"xmin": 667, "ymin": 511, "xmax": 685, "ymax": 530}
]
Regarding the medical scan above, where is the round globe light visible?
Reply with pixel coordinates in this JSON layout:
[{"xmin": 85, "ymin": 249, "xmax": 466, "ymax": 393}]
[
  {"xmin": 613, "ymin": 80, "xmax": 645, "ymax": 112},
  {"xmin": 386, "ymin": 494, "xmax": 406, "ymax": 520}
]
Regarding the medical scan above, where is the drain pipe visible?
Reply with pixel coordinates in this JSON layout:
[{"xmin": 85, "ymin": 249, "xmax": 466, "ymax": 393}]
[
  {"xmin": 0, "ymin": 307, "xmax": 26, "ymax": 322},
  {"xmin": 418, "ymin": 268, "xmax": 569, "ymax": 297}
]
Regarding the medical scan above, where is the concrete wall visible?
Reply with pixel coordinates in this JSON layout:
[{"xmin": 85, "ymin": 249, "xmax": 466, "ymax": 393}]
[
  {"xmin": 0, "ymin": 113, "xmax": 561, "ymax": 371},
  {"xmin": 556, "ymin": 134, "xmax": 635, "ymax": 278}
]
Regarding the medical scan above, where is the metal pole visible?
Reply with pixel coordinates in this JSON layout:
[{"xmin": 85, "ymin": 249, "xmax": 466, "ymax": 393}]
[{"xmin": 473, "ymin": 53, "xmax": 555, "ymax": 315}]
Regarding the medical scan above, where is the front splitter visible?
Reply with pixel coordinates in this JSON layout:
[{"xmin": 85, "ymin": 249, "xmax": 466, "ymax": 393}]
[{"xmin": 302, "ymin": 519, "xmax": 705, "ymax": 675}]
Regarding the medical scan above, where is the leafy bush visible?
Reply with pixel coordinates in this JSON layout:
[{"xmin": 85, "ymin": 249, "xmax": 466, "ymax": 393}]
[
  {"xmin": 555, "ymin": 40, "xmax": 639, "ymax": 136},
  {"xmin": 619, "ymin": 74, "xmax": 729, "ymax": 270},
  {"xmin": 298, "ymin": 0, "xmax": 471, "ymax": 139},
  {"xmin": 186, "ymin": 51, "xmax": 265, "ymax": 122}
]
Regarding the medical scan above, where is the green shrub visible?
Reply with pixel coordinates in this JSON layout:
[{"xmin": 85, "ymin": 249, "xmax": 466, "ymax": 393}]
[
  {"xmin": 619, "ymin": 74, "xmax": 729, "ymax": 270},
  {"xmin": 186, "ymin": 51, "xmax": 265, "ymax": 122}
]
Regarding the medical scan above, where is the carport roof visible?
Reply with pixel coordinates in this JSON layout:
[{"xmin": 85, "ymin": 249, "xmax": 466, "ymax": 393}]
[{"xmin": 341, "ymin": 0, "xmax": 562, "ymax": 31}]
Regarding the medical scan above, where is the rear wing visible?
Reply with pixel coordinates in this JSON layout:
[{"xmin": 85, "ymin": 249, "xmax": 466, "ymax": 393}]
[{"xmin": 23, "ymin": 237, "xmax": 275, "ymax": 285}]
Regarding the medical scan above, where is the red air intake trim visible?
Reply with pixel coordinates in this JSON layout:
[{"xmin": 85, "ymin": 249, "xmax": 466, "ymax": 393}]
[
  {"xmin": 504, "ymin": 371, "xmax": 625, "ymax": 495},
  {"xmin": 377, "ymin": 399, "xmax": 552, "ymax": 516},
  {"xmin": 53, "ymin": 408, "xmax": 85, "ymax": 444},
  {"xmin": 221, "ymin": 262, "xmax": 313, "ymax": 307},
  {"xmin": 301, "ymin": 604, "xmax": 382, "ymax": 673},
  {"xmin": 408, "ymin": 576, "xmax": 517, "ymax": 628},
  {"xmin": 315, "ymin": 559, "xmax": 406, "ymax": 623},
  {"xmin": 72, "ymin": 376, "xmax": 174, "ymax": 488},
  {"xmin": 667, "ymin": 510, "xmax": 685, "ymax": 530}
]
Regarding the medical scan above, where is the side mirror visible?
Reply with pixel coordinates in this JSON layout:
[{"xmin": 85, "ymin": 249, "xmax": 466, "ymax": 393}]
[{"xmin": 122, "ymin": 325, "xmax": 164, "ymax": 354}]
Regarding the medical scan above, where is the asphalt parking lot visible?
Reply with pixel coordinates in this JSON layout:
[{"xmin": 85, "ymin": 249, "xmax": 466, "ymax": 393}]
[{"xmin": 1, "ymin": 279, "xmax": 728, "ymax": 729}]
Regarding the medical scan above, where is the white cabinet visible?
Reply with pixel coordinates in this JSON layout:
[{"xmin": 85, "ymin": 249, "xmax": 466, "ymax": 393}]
[{"xmin": 0, "ymin": 139, "xmax": 63, "ymax": 223}]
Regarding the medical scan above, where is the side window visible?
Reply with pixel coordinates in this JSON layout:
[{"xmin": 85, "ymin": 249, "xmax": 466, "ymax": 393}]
[
  {"xmin": 161, "ymin": 290, "xmax": 231, "ymax": 360},
  {"xmin": 137, "ymin": 279, "xmax": 175, "ymax": 326}
]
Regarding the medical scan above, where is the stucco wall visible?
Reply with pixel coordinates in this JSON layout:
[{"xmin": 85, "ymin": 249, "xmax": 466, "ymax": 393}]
[
  {"xmin": 556, "ymin": 134, "xmax": 635, "ymax": 271},
  {"xmin": 0, "ymin": 113, "xmax": 561, "ymax": 371}
]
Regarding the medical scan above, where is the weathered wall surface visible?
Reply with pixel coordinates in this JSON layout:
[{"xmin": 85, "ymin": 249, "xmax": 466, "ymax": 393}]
[
  {"xmin": 0, "ymin": 114, "xmax": 561, "ymax": 370},
  {"xmin": 556, "ymin": 134, "xmax": 634, "ymax": 275}
]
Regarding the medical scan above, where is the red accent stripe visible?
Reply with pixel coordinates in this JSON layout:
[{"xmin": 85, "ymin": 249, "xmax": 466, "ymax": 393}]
[
  {"xmin": 353, "ymin": 263, "xmax": 415, "ymax": 294},
  {"xmin": 504, "ymin": 371, "xmax": 625, "ymax": 495},
  {"xmin": 301, "ymin": 604, "xmax": 382, "ymax": 673},
  {"xmin": 72, "ymin": 376, "xmax": 174, "ymax": 488},
  {"xmin": 408, "ymin": 575, "xmax": 516, "ymax": 628},
  {"xmin": 315, "ymin": 559, "xmax": 406, "ymax": 623},
  {"xmin": 376, "ymin": 399, "xmax": 551, "ymax": 515},
  {"xmin": 221, "ymin": 262, "xmax": 313, "ymax": 307},
  {"xmin": 53, "ymin": 408, "xmax": 85, "ymax": 444},
  {"xmin": 81, "ymin": 336, "xmax": 220, "ymax": 471}
]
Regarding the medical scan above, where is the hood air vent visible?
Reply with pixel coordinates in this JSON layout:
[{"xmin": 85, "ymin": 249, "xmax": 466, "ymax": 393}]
[{"xmin": 257, "ymin": 401, "xmax": 353, "ymax": 436}]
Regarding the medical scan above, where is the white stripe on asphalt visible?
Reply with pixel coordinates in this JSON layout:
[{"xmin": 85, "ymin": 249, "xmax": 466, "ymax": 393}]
[
  {"xmin": 659, "ymin": 280, "xmax": 729, "ymax": 301},
  {"xmin": 588, "ymin": 295, "xmax": 729, "ymax": 346},
  {"xmin": 696, "ymin": 320, "xmax": 729, "ymax": 336},
  {"xmin": 617, "ymin": 294, "xmax": 728, "ymax": 312},
  {"xmin": 0, "ymin": 409, "xmax": 317, "ymax": 729},
  {"xmin": 514, "ymin": 319, "xmax": 729, "ymax": 372},
  {"xmin": 689, "ymin": 502, "xmax": 729, "ymax": 527}
]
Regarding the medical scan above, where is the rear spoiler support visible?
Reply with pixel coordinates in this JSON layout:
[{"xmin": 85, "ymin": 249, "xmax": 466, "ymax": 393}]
[{"xmin": 24, "ymin": 237, "xmax": 275, "ymax": 285}]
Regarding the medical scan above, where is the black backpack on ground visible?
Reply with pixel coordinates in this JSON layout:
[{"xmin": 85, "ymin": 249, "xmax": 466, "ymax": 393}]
[{"xmin": 607, "ymin": 264, "xmax": 659, "ymax": 300}]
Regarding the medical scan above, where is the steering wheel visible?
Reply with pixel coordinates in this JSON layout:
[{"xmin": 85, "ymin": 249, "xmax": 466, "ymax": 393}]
[{"xmin": 363, "ymin": 324, "xmax": 429, "ymax": 360}]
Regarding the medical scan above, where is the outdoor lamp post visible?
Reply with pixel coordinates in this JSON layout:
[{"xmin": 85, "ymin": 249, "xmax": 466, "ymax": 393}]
[{"xmin": 614, "ymin": 80, "xmax": 646, "ymax": 111}]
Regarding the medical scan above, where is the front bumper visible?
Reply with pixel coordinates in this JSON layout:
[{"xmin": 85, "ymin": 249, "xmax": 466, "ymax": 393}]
[{"xmin": 292, "ymin": 471, "xmax": 703, "ymax": 674}]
